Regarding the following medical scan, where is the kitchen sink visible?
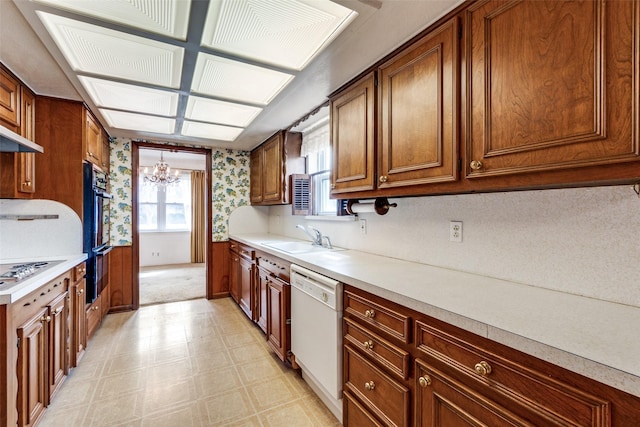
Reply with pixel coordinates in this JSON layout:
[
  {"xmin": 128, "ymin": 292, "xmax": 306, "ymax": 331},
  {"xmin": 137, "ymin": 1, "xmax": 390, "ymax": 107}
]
[{"xmin": 261, "ymin": 241, "xmax": 345, "ymax": 254}]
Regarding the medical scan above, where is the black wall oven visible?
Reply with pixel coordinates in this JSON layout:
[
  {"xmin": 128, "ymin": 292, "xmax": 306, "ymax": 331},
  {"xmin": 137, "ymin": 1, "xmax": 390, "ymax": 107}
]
[{"xmin": 83, "ymin": 162, "xmax": 113, "ymax": 303}]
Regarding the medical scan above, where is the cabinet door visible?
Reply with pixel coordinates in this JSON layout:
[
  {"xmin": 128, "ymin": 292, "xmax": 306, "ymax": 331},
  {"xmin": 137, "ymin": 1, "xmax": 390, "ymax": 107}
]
[
  {"xmin": 238, "ymin": 256, "xmax": 254, "ymax": 319},
  {"xmin": 229, "ymin": 251, "xmax": 240, "ymax": 303},
  {"xmin": 47, "ymin": 292, "xmax": 68, "ymax": 401},
  {"xmin": 414, "ymin": 358, "xmax": 531, "ymax": 427},
  {"xmin": 101, "ymin": 131, "xmax": 110, "ymax": 171},
  {"xmin": 86, "ymin": 293, "xmax": 102, "ymax": 341},
  {"xmin": 16, "ymin": 308, "xmax": 48, "ymax": 427},
  {"xmin": 466, "ymin": 0, "xmax": 639, "ymax": 178},
  {"xmin": 378, "ymin": 17, "xmax": 459, "ymax": 189},
  {"xmin": 0, "ymin": 66, "xmax": 20, "ymax": 130},
  {"xmin": 72, "ymin": 279, "xmax": 87, "ymax": 367},
  {"xmin": 84, "ymin": 110, "xmax": 102, "ymax": 166},
  {"xmin": 331, "ymin": 72, "xmax": 376, "ymax": 194},
  {"xmin": 250, "ymin": 149, "xmax": 263, "ymax": 204},
  {"xmin": 256, "ymin": 268, "xmax": 269, "ymax": 333},
  {"xmin": 267, "ymin": 277, "xmax": 290, "ymax": 362},
  {"xmin": 262, "ymin": 133, "xmax": 284, "ymax": 203}
]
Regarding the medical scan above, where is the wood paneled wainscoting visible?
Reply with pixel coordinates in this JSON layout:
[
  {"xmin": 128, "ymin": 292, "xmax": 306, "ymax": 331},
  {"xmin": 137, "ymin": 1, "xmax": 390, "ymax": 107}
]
[
  {"xmin": 107, "ymin": 246, "xmax": 134, "ymax": 312},
  {"xmin": 107, "ymin": 242, "xmax": 230, "ymax": 313},
  {"xmin": 208, "ymin": 241, "xmax": 230, "ymax": 299}
]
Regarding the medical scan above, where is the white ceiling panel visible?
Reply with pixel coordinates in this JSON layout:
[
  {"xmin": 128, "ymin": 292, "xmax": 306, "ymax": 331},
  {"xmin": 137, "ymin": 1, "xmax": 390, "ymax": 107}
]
[
  {"xmin": 192, "ymin": 53, "xmax": 294, "ymax": 105},
  {"xmin": 202, "ymin": 0, "xmax": 357, "ymax": 70},
  {"xmin": 186, "ymin": 96, "xmax": 262, "ymax": 127},
  {"xmin": 32, "ymin": 0, "xmax": 191, "ymax": 40},
  {"xmin": 100, "ymin": 109, "xmax": 176, "ymax": 134},
  {"xmin": 182, "ymin": 121, "xmax": 244, "ymax": 141},
  {"xmin": 78, "ymin": 76, "xmax": 179, "ymax": 116},
  {"xmin": 37, "ymin": 12, "xmax": 184, "ymax": 88}
]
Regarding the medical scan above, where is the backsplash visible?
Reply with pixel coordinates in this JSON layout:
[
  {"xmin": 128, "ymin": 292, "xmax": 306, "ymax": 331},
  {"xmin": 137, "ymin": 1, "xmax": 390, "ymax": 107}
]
[
  {"xmin": 0, "ymin": 199, "xmax": 83, "ymax": 259},
  {"xmin": 108, "ymin": 138, "xmax": 250, "ymax": 245},
  {"xmin": 267, "ymin": 185, "xmax": 640, "ymax": 308}
]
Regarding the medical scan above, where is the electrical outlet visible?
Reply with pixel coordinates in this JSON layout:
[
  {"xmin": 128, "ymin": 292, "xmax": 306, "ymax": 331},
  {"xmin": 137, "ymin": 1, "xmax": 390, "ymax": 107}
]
[
  {"xmin": 359, "ymin": 219, "xmax": 367, "ymax": 235},
  {"xmin": 449, "ymin": 221, "xmax": 463, "ymax": 242}
]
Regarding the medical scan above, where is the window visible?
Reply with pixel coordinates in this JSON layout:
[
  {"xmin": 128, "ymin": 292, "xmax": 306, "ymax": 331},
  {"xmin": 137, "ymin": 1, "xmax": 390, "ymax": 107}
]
[
  {"xmin": 139, "ymin": 173, "xmax": 191, "ymax": 231},
  {"xmin": 299, "ymin": 116, "xmax": 338, "ymax": 216}
]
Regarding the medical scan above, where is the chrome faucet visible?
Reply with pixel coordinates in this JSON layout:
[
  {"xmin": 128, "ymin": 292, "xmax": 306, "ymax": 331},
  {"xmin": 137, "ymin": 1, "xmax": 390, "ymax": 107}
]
[{"xmin": 296, "ymin": 224, "xmax": 323, "ymax": 246}]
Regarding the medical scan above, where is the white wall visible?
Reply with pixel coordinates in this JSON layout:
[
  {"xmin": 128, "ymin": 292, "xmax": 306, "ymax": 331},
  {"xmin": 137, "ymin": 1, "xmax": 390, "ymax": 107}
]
[
  {"xmin": 139, "ymin": 232, "xmax": 191, "ymax": 267},
  {"xmin": 267, "ymin": 185, "xmax": 640, "ymax": 308}
]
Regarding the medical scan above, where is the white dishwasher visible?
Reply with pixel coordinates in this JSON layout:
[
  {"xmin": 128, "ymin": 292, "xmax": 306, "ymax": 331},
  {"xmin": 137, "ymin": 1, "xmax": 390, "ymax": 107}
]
[{"xmin": 290, "ymin": 264, "xmax": 343, "ymax": 422}]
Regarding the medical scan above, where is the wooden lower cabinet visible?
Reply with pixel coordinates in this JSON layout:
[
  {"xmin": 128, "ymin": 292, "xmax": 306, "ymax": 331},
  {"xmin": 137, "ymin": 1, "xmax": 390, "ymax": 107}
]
[
  {"xmin": 344, "ymin": 345, "xmax": 410, "ymax": 426},
  {"xmin": 70, "ymin": 263, "xmax": 87, "ymax": 367},
  {"xmin": 266, "ymin": 275, "xmax": 290, "ymax": 362},
  {"xmin": 228, "ymin": 241, "xmax": 292, "ymax": 364},
  {"xmin": 255, "ymin": 267, "xmax": 269, "ymax": 333},
  {"xmin": 86, "ymin": 292, "xmax": 102, "ymax": 341},
  {"xmin": 16, "ymin": 308, "xmax": 48, "ymax": 427},
  {"xmin": 414, "ymin": 358, "xmax": 530, "ymax": 427},
  {"xmin": 47, "ymin": 292, "xmax": 68, "ymax": 402},
  {"xmin": 343, "ymin": 285, "xmax": 640, "ymax": 427},
  {"xmin": 238, "ymin": 257, "xmax": 254, "ymax": 319}
]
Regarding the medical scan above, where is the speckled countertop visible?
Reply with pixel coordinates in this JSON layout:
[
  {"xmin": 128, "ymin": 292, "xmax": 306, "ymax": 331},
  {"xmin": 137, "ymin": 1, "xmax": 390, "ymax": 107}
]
[
  {"xmin": 0, "ymin": 254, "xmax": 87, "ymax": 304},
  {"xmin": 231, "ymin": 232, "xmax": 640, "ymax": 398}
]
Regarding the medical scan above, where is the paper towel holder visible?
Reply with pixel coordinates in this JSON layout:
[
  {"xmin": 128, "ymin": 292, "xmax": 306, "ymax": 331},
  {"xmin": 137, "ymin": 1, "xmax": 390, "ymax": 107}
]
[{"xmin": 346, "ymin": 197, "xmax": 397, "ymax": 216}]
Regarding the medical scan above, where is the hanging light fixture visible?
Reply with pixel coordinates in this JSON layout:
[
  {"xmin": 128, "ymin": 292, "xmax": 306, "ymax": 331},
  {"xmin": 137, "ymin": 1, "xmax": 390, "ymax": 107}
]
[{"xmin": 143, "ymin": 152, "xmax": 180, "ymax": 187}]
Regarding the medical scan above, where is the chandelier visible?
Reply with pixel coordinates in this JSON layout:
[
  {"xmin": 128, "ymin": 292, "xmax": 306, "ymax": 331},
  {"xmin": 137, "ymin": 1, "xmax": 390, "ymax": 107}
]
[{"xmin": 143, "ymin": 152, "xmax": 180, "ymax": 187}]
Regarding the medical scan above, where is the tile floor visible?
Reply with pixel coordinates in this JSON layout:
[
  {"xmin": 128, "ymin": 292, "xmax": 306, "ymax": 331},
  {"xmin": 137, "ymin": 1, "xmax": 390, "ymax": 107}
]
[{"xmin": 39, "ymin": 298, "xmax": 342, "ymax": 427}]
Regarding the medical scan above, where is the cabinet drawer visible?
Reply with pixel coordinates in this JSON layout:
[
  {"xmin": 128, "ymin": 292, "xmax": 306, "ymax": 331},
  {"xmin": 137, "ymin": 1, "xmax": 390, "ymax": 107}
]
[
  {"xmin": 73, "ymin": 262, "xmax": 86, "ymax": 282},
  {"xmin": 344, "ymin": 391, "xmax": 384, "ymax": 427},
  {"xmin": 229, "ymin": 240, "xmax": 254, "ymax": 261},
  {"xmin": 256, "ymin": 251, "xmax": 290, "ymax": 282},
  {"xmin": 86, "ymin": 297, "xmax": 102, "ymax": 340},
  {"xmin": 344, "ymin": 317, "xmax": 409, "ymax": 380},
  {"xmin": 415, "ymin": 320, "xmax": 610, "ymax": 426},
  {"xmin": 344, "ymin": 345, "xmax": 410, "ymax": 427},
  {"xmin": 344, "ymin": 290, "xmax": 411, "ymax": 344}
]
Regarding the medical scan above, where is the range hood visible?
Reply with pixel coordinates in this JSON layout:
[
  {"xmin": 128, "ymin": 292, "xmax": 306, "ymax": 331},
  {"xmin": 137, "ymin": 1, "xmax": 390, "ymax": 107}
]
[{"xmin": 0, "ymin": 124, "xmax": 44, "ymax": 153}]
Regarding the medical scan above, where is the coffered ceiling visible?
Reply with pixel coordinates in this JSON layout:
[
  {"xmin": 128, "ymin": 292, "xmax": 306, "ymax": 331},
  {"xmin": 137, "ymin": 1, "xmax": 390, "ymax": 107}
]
[{"xmin": 2, "ymin": 0, "xmax": 462, "ymax": 151}]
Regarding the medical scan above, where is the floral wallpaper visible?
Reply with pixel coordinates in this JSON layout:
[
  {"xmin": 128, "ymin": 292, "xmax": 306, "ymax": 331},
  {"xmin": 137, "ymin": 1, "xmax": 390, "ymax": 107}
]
[{"xmin": 108, "ymin": 137, "xmax": 251, "ymax": 245}]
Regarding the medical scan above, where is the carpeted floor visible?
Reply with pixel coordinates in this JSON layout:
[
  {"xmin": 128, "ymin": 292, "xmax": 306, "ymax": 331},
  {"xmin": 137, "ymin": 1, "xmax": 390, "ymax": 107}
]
[{"xmin": 139, "ymin": 263, "xmax": 206, "ymax": 306}]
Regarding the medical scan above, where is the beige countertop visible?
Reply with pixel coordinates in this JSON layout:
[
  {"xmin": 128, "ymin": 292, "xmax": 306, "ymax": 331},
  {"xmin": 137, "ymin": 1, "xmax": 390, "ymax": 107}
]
[
  {"xmin": 231, "ymin": 232, "xmax": 640, "ymax": 398},
  {"xmin": 0, "ymin": 254, "xmax": 88, "ymax": 304}
]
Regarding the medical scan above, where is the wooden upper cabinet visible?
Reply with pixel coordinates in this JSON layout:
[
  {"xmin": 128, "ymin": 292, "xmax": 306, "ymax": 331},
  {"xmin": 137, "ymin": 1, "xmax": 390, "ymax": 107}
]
[
  {"xmin": 0, "ymin": 79, "xmax": 36, "ymax": 198},
  {"xmin": 465, "ymin": 0, "xmax": 639, "ymax": 178},
  {"xmin": 331, "ymin": 72, "xmax": 376, "ymax": 194},
  {"xmin": 378, "ymin": 17, "xmax": 459, "ymax": 189},
  {"xmin": 101, "ymin": 130, "xmax": 110, "ymax": 172},
  {"xmin": 0, "ymin": 66, "xmax": 20, "ymax": 131},
  {"xmin": 250, "ymin": 149, "xmax": 263, "ymax": 204},
  {"xmin": 250, "ymin": 130, "xmax": 304, "ymax": 205},
  {"xmin": 84, "ymin": 109, "xmax": 103, "ymax": 168},
  {"xmin": 262, "ymin": 134, "xmax": 284, "ymax": 203}
]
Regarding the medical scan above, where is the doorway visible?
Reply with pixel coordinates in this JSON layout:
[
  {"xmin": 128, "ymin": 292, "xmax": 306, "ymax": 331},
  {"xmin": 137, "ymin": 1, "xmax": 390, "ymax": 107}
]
[{"xmin": 132, "ymin": 142, "xmax": 212, "ymax": 308}]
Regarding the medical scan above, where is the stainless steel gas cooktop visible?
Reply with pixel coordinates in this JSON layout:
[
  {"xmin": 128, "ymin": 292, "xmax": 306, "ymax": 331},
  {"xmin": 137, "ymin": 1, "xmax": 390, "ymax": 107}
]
[{"xmin": 0, "ymin": 260, "xmax": 63, "ymax": 287}]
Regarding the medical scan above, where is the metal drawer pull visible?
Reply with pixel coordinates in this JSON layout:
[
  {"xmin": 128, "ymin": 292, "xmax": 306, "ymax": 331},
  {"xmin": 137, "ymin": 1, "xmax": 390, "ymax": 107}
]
[
  {"xmin": 474, "ymin": 361, "xmax": 492, "ymax": 376},
  {"xmin": 364, "ymin": 309, "xmax": 376, "ymax": 319},
  {"xmin": 363, "ymin": 340, "xmax": 374, "ymax": 350},
  {"xmin": 41, "ymin": 315, "xmax": 51, "ymax": 323},
  {"xmin": 418, "ymin": 375, "xmax": 432, "ymax": 387},
  {"xmin": 364, "ymin": 381, "xmax": 375, "ymax": 391}
]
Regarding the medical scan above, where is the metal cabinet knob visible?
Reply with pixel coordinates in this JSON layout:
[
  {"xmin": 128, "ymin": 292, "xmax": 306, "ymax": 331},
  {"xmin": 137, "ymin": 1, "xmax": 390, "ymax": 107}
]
[
  {"xmin": 418, "ymin": 375, "xmax": 432, "ymax": 387},
  {"xmin": 363, "ymin": 340, "xmax": 374, "ymax": 350},
  {"xmin": 379, "ymin": 175, "xmax": 388, "ymax": 183},
  {"xmin": 364, "ymin": 309, "xmax": 376, "ymax": 319},
  {"xmin": 470, "ymin": 160, "xmax": 483, "ymax": 171},
  {"xmin": 364, "ymin": 381, "xmax": 375, "ymax": 391},
  {"xmin": 41, "ymin": 315, "xmax": 51, "ymax": 323},
  {"xmin": 474, "ymin": 361, "xmax": 492, "ymax": 376}
]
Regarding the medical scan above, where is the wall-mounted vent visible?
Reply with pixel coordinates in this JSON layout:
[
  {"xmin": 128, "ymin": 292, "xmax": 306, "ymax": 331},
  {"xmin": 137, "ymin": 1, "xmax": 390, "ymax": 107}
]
[{"xmin": 291, "ymin": 174, "xmax": 311, "ymax": 215}]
